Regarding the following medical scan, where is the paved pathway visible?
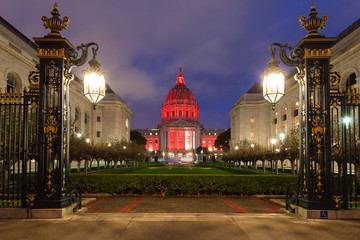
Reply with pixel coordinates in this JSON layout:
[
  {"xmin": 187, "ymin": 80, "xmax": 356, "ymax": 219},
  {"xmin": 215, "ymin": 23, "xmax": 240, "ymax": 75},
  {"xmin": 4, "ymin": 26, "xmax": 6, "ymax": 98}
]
[
  {"xmin": 84, "ymin": 196, "xmax": 282, "ymax": 214},
  {"xmin": 1, "ymin": 213, "xmax": 360, "ymax": 240}
]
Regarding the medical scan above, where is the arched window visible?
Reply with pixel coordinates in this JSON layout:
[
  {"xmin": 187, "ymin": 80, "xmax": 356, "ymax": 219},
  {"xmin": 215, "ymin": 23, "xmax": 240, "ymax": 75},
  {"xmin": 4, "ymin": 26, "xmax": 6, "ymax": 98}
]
[
  {"xmin": 7, "ymin": 73, "xmax": 21, "ymax": 92},
  {"xmin": 74, "ymin": 107, "xmax": 81, "ymax": 132},
  {"xmin": 75, "ymin": 108, "xmax": 80, "ymax": 121},
  {"xmin": 84, "ymin": 112, "xmax": 89, "ymax": 124},
  {"xmin": 346, "ymin": 73, "xmax": 357, "ymax": 89}
]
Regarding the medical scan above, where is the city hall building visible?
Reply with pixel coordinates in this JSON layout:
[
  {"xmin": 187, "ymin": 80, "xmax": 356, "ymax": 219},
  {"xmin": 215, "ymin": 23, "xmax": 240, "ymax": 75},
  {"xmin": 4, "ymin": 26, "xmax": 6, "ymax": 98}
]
[
  {"xmin": 0, "ymin": 16, "xmax": 132, "ymax": 142},
  {"xmin": 137, "ymin": 67, "xmax": 226, "ymax": 160},
  {"xmin": 229, "ymin": 18, "xmax": 360, "ymax": 149}
]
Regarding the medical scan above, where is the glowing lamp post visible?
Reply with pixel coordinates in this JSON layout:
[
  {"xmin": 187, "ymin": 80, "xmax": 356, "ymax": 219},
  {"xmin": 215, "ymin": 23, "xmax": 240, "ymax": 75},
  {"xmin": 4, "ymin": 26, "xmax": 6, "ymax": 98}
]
[
  {"xmin": 83, "ymin": 45, "xmax": 106, "ymax": 108},
  {"xmin": 262, "ymin": 45, "xmax": 285, "ymax": 109}
]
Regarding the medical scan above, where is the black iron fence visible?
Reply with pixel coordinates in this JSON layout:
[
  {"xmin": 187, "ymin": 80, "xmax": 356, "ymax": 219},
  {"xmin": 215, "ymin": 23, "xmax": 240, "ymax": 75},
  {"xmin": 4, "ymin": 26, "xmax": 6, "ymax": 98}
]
[
  {"xmin": 0, "ymin": 88, "xmax": 39, "ymax": 208},
  {"xmin": 330, "ymin": 74, "xmax": 360, "ymax": 209}
]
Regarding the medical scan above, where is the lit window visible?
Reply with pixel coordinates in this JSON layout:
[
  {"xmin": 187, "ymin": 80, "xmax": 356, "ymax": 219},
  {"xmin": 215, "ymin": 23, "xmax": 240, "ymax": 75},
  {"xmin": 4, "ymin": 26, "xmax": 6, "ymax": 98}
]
[
  {"xmin": 155, "ymin": 133, "xmax": 158, "ymax": 135},
  {"xmin": 125, "ymin": 118, "xmax": 129, "ymax": 129},
  {"xmin": 250, "ymin": 132, "xmax": 255, "ymax": 138},
  {"xmin": 202, "ymin": 140, "xmax": 206, "ymax": 143},
  {"xmin": 250, "ymin": 117, "xmax": 255, "ymax": 123},
  {"xmin": 150, "ymin": 133, "xmax": 152, "ymax": 135},
  {"xmin": 150, "ymin": 140, "xmax": 153, "ymax": 143}
]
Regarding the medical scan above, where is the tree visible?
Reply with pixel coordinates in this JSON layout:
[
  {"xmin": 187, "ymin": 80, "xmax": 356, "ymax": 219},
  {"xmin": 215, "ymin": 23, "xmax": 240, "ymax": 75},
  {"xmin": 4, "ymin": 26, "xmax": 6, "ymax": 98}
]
[
  {"xmin": 280, "ymin": 129, "xmax": 299, "ymax": 175},
  {"xmin": 130, "ymin": 130, "xmax": 147, "ymax": 146},
  {"xmin": 214, "ymin": 129, "xmax": 230, "ymax": 151}
]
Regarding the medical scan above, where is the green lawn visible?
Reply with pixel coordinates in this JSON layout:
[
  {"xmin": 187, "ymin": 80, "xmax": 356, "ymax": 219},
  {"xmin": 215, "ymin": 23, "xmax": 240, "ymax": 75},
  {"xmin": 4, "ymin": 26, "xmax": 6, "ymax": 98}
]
[{"xmin": 110, "ymin": 167, "xmax": 239, "ymax": 175}]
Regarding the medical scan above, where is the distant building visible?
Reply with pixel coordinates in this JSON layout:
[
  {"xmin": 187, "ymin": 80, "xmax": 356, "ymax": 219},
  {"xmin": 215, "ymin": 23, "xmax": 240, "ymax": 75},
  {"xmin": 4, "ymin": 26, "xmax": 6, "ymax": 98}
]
[
  {"xmin": 0, "ymin": 16, "xmax": 132, "ymax": 142},
  {"xmin": 229, "ymin": 18, "xmax": 360, "ymax": 149},
  {"xmin": 137, "ymin": 66, "xmax": 226, "ymax": 160}
]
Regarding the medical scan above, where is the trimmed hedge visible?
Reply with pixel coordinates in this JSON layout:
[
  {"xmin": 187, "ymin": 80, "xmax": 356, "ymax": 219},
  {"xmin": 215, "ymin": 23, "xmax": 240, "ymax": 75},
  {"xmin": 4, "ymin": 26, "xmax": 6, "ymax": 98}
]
[{"xmin": 71, "ymin": 174, "xmax": 298, "ymax": 196}]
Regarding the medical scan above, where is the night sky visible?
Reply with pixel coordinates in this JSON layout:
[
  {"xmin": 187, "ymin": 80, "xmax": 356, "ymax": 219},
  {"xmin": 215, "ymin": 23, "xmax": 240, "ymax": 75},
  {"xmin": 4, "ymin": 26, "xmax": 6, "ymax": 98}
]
[{"xmin": 1, "ymin": 1, "xmax": 359, "ymax": 129}]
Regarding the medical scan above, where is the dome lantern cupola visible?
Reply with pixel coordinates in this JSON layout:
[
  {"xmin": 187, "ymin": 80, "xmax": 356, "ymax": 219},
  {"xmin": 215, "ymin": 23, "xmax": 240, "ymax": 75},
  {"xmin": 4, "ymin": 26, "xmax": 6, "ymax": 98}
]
[{"xmin": 160, "ymin": 65, "xmax": 200, "ymax": 126}]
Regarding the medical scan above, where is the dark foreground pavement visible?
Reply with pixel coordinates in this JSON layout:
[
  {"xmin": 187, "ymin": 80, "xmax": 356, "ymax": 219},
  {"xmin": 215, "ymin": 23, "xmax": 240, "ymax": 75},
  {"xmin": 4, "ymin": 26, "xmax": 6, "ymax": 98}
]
[{"xmin": 1, "ymin": 213, "xmax": 360, "ymax": 240}]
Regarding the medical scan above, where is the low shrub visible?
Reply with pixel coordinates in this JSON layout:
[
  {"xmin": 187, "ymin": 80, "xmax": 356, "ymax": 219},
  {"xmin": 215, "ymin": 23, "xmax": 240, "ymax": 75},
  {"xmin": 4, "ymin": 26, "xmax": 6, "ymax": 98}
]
[{"xmin": 71, "ymin": 174, "xmax": 298, "ymax": 196}]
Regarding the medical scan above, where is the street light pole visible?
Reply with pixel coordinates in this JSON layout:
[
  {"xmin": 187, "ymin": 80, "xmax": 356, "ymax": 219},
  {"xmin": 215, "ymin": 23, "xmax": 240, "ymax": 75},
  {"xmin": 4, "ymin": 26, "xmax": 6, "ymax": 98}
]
[{"xmin": 262, "ymin": 3, "xmax": 335, "ymax": 211}]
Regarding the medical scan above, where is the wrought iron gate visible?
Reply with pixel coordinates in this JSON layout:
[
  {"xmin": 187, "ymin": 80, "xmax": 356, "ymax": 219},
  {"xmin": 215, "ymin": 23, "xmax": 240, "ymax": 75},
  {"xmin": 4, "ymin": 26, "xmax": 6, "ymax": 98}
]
[
  {"xmin": 0, "ymin": 84, "xmax": 39, "ymax": 208},
  {"xmin": 330, "ymin": 72, "xmax": 360, "ymax": 209}
]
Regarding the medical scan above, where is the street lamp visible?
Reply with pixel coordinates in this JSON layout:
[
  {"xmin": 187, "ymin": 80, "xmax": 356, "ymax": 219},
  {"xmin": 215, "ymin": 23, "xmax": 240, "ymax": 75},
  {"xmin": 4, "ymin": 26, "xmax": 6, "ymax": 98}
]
[
  {"xmin": 83, "ymin": 45, "xmax": 106, "ymax": 108},
  {"xmin": 343, "ymin": 116, "xmax": 352, "ymax": 128},
  {"xmin": 279, "ymin": 133, "xmax": 286, "ymax": 141},
  {"xmin": 86, "ymin": 138, "xmax": 91, "ymax": 144},
  {"xmin": 76, "ymin": 132, "xmax": 82, "ymax": 138},
  {"xmin": 262, "ymin": 45, "xmax": 286, "ymax": 109},
  {"xmin": 262, "ymin": 3, "xmax": 335, "ymax": 212}
]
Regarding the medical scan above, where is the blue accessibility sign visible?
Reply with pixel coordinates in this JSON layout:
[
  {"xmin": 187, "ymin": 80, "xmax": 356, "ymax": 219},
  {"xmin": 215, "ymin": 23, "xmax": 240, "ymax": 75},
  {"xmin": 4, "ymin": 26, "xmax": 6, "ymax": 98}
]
[{"xmin": 320, "ymin": 211, "xmax": 328, "ymax": 219}]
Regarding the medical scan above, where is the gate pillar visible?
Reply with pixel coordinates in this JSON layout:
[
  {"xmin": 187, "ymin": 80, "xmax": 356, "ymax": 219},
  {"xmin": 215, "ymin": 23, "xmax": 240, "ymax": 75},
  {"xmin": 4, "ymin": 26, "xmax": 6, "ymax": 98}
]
[
  {"xmin": 297, "ymin": 37, "xmax": 336, "ymax": 210},
  {"xmin": 33, "ymin": 4, "xmax": 73, "ymax": 209}
]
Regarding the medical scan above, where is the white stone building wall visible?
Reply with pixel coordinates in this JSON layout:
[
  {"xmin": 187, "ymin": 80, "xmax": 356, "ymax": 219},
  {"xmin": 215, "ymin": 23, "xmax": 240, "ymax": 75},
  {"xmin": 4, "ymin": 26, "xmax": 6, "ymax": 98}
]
[{"xmin": 0, "ymin": 17, "xmax": 132, "ymax": 143}]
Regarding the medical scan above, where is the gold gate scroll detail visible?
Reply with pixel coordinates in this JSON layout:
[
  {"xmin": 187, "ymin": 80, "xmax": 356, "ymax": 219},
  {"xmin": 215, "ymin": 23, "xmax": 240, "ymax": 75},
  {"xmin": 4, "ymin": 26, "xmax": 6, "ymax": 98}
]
[
  {"xmin": 44, "ymin": 115, "xmax": 58, "ymax": 136},
  {"xmin": 333, "ymin": 195, "xmax": 342, "ymax": 209},
  {"xmin": 26, "ymin": 193, "xmax": 37, "ymax": 207}
]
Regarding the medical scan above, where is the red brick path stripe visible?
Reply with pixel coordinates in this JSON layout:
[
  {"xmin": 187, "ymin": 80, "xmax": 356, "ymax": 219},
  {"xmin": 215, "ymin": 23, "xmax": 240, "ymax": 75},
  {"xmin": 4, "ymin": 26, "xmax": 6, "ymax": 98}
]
[
  {"xmin": 85, "ymin": 197, "xmax": 112, "ymax": 209},
  {"xmin": 220, "ymin": 198, "xmax": 249, "ymax": 213},
  {"xmin": 117, "ymin": 197, "xmax": 145, "ymax": 213},
  {"xmin": 251, "ymin": 198, "xmax": 281, "ymax": 210}
]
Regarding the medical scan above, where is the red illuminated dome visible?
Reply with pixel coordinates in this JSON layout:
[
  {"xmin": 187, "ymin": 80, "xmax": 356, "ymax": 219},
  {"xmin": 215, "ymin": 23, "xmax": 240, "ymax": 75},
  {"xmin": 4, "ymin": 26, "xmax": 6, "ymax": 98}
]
[{"xmin": 160, "ymin": 65, "xmax": 200, "ymax": 126}]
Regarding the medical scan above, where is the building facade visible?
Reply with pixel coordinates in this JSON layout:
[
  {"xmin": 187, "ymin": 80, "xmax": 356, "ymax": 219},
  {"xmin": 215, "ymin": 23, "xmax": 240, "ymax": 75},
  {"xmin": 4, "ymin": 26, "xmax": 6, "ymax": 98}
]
[
  {"xmin": 229, "ymin": 18, "xmax": 360, "ymax": 149},
  {"xmin": 0, "ymin": 16, "xmax": 132, "ymax": 143},
  {"xmin": 138, "ymin": 66, "xmax": 226, "ymax": 160}
]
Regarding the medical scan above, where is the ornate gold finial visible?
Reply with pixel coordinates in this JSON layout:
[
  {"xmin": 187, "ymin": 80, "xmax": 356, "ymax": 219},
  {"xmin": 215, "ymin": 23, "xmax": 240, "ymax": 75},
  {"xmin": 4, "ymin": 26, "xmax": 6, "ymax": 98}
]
[
  {"xmin": 299, "ymin": 2, "xmax": 328, "ymax": 37},
  {"xmin": 41, "ymin": 2, "xmax": 70, "ymax": 37}
]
